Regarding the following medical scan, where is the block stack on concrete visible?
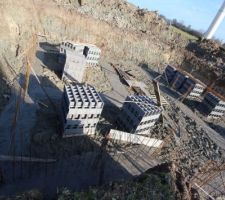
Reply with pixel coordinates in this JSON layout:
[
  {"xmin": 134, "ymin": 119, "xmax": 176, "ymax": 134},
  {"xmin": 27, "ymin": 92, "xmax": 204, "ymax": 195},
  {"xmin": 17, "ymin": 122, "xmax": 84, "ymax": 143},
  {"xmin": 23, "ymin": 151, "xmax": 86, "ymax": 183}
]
[
  {"xmin": 202, "ymin": 92, "xmax": 225, "ymax": 119},
  {"xmin": 62, "ymin": 51, "xmax": 87, "ymax": 83},
  {"xmin": 85, "ymin": 44, "xmax": 101, "ymax": 67},
  {"xmin": 179, "ymin": 78, "xmax": 206, "ymax": 99},
  {"xmin": 165, "ymin": 65, "xmax": 177, "ymax": 84},
  {"xmin": 60, "ymin": 41, "xmax": 101, "ymax": 67},
  {"xmin": 59, "ymin": 41, "xmax": 101, "ymax": 82},
  {"xmin": 61, "ymin": 84, "xmax": 104, "ymax": 137},
  {"xmin": 116, "ymin": 95, "xmax": 162, "ymax": 135},
  {"xmin": 60, "ymin": 41, "xmax": 86, "ymax": 56},
  {"xmin": 164, "ymin": 65, "xmax": 206, "ymax": 100}
]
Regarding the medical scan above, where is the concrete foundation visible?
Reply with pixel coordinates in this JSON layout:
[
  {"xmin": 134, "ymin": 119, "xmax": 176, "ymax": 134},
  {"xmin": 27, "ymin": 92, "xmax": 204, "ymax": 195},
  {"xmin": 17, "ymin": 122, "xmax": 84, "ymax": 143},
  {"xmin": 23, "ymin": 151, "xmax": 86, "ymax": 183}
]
[{"xmin": 61, "ymin": 84, "xmax": 104, "ymax": 137}]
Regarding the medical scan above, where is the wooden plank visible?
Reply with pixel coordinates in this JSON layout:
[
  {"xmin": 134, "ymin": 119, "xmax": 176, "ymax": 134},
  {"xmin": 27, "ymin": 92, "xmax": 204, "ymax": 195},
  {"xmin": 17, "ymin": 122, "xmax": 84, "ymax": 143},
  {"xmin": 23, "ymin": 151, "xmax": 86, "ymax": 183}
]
[
  {"xmin": 0, "ymin": 155, "xmax": 56, "ymax": 163},
  {"xmin": 152, "ymin": 79, "xmax": 162, "ymax": 107},
  {"xmin": 108, "ymin": 129, "xmax": 163, "ymax": 148}
]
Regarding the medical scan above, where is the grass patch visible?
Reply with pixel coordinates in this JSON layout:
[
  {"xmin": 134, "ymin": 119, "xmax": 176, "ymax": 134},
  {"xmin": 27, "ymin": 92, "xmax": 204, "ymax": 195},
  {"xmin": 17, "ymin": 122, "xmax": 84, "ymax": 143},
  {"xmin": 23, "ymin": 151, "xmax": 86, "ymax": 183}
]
[{"xmin": 171, "ymin": 26, "xmax": 198, "ymax": 40}]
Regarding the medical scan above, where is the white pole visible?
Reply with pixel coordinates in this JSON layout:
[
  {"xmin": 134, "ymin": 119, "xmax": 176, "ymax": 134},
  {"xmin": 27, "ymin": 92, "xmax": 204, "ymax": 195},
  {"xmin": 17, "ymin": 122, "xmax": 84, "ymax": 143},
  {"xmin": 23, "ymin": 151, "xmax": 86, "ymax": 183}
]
[
  {"xmin": 204, "ymin": 0, "xmax": 225, "ymax": 39},
  {"xmin": 194, "ymin": 183, "xmax": 215, "ymax": 200}
]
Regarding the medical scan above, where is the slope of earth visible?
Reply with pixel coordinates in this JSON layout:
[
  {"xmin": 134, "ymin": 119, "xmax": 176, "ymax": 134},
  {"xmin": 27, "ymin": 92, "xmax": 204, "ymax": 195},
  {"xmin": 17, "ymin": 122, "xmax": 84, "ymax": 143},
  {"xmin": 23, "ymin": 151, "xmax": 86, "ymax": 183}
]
[
  {"xmin": 1, "ymin": 0, "xmax": 224, "ymax": 107},
  {"xmin": 0, "ymin": 0, "xmax": 188, "ymax": 83},
  {"xmin": 182, "ymin": 39, "xmax": 225, "ymax": 94}
]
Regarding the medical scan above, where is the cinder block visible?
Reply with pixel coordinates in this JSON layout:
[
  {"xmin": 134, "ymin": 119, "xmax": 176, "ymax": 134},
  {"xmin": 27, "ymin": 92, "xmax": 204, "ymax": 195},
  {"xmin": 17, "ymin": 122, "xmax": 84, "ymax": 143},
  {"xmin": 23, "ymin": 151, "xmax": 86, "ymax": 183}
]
[
  {"xmin": 116, "ymin": 95, "xmax": 162, "ymax": 135},
  {"xmin": 179, "ymin": 78, "xmax": 205, "ymax": 99},
  {"xmin": 171, "ymin": 71, "xmax": 188, "ymax": 90},
  {"xmin": 202, "ymin": 92, "xmax": 225, "ymax": 119},
  {"xmin": 61, "ymin": 84, "xmax": 104, "ymax": 137},
  {"xmin": 59, "ymin": 41, "xmax": 101, "ymax": 68},
  {"xmin": 165, "ymin": 65, "xmax": 177, "ymax": 83}
]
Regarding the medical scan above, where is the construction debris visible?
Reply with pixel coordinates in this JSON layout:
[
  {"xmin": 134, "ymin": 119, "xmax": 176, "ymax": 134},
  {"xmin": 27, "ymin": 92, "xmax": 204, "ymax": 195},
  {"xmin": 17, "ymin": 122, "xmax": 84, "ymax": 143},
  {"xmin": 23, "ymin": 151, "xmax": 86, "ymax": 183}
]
[{"xmin": 161, "ymin": 103, "xmax": 225, "ymax": 180}]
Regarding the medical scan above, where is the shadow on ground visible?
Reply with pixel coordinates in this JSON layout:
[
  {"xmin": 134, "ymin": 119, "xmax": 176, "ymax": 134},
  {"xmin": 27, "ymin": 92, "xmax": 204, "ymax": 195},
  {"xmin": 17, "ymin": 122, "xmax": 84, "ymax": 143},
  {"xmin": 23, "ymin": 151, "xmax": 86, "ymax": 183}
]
[
  {"xmin": 0, "ymin": 75, "xmax": 134, "ymax": 198},
  {"xmin": 36, "ymin": 42, "xmax": 63, "ymax": 79},
  {"xmin": 207, "ymin": 122, "xmax": 225, "ymax": 138},
  {"xmin": 183, "ymin": 99, "xmax": 204, "ymax": 113}
]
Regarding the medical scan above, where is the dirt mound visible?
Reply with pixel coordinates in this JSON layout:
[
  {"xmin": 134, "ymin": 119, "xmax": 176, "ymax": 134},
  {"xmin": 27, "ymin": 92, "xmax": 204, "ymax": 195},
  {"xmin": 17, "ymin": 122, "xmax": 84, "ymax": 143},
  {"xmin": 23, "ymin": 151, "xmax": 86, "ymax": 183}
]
[
  {"xmin": 182, "ymin": 39, "xmax": 225, "ymax": 91},
  {"xmin": 0, "ymin": 0, "xmax": 188, "ymax": 80}
]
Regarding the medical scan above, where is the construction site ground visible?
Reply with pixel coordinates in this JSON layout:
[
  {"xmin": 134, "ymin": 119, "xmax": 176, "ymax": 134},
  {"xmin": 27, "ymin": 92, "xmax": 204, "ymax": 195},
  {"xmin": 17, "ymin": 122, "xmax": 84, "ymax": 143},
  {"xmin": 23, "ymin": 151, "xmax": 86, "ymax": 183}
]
[
  {"xmin": 0, "ymin": 39, "xmax": 225, "ymax": 198},
  {"xmin": 143, "ymin": 68, "xmax": 225, "ymax": 150},
  {"xmin": 0, "ymin": 0, "xmax": 225, "ymax": 199},
  {"xmin": 0, "ymin": 40, "xmax": 225, "ymax": 198},
  {"xmin": 0, "ymin": 41, "xmax": 162, "ymax": 197}
]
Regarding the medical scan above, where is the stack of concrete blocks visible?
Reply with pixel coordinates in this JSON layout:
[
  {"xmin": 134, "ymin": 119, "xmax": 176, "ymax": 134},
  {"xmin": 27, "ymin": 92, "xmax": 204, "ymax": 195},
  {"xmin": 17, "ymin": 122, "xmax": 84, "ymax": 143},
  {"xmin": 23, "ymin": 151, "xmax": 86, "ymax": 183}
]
[
  {"xmin": 60, "ymin": 41, "xmax": 101, "ymax": 67},
  {"xmin": 164, "ymin": 65, "xmax": 206, "ymax": 99},
  {"xmin": 61, "ymin": 84, "xmax": 104, "ymax": 137},
  {"xmin": 165, "ymin": 65, "xmax": 177, "ymax": 84},
  {"xmin": 62, "ymin": 51, "xmax": 86, "ymax": 83},
  {"xmin": 171, "ymin": 71, "xmax": 188, "ymax": 90},
  {"xmin": 84, "ymin": 44, "xmax": 101, "ymax": 67},
  {"xmin": 60, "ymin": 41, "xmax": 84, "ymax": 55},
  {"xmin": 116, "ymin": 96, "xmax": 162, "ymax": 135},
  {"xmin": 179, "ymin": 78, "xmax": 206, "ymax": 99},
  {"xmin": 202, "ymin": 92, "xmax": 225, "ymax": 119}
]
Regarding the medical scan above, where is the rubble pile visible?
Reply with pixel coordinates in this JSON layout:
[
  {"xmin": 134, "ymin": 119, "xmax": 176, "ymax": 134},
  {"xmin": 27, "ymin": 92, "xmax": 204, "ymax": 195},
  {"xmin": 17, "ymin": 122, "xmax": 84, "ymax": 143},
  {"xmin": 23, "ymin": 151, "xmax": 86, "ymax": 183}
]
[
  {"xmin": 78, "ymin": 0, "xmax": 166, "ymax": 33},
  {"xmin": 186, "ymin": 40, "xmax": 225, "ymax": 65},
  {"xmin": 161, "ymin": 104, "xmax": 224, "ymax": 180},
  {"xmin": 76, "ymin": 0, "xmax": 186, "ymax": 52}
]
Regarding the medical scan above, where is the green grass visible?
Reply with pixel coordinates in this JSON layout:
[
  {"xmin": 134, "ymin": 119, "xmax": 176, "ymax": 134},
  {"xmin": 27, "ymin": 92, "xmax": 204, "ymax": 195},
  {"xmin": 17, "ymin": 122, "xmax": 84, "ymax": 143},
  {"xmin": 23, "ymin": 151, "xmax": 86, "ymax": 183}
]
[{"xmin": 171, "ymin": 26, "xmax": 198, "ymax": 40}]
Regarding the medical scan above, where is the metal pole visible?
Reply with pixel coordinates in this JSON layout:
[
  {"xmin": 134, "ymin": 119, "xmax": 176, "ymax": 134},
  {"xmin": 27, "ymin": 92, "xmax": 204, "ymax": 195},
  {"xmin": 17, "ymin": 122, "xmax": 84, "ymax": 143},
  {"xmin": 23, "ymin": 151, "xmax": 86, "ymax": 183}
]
[{"xmin": 204, "ymin": 0, "xmax": 225, "ymax": 39}]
